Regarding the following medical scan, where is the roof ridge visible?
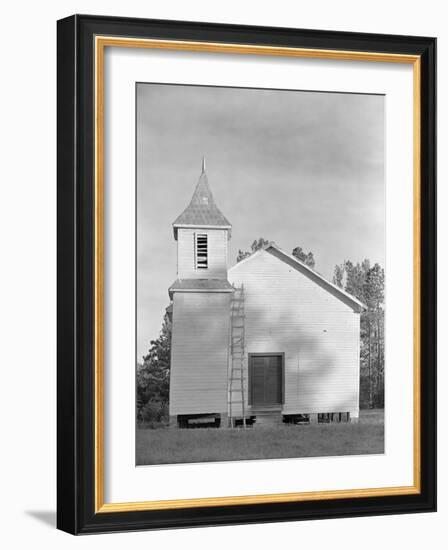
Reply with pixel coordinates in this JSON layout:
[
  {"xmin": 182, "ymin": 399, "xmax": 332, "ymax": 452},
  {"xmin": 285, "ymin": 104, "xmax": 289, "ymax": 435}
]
[{"xmin": 269, "ymin": 244, "xmax": 365, "ymax": 308}]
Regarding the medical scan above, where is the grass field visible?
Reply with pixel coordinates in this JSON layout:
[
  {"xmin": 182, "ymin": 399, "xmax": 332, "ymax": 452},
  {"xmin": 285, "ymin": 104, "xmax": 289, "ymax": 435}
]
[{"xmin": 136, "ymin": 409, "xmax": 384, "ymax": 465}]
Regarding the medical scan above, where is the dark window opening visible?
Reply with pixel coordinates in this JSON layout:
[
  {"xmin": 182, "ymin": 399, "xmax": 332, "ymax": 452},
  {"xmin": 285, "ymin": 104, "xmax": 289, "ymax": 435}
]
[{"xmin": 195, "ymin": 234, "xmax": 208, "ymax": 269}]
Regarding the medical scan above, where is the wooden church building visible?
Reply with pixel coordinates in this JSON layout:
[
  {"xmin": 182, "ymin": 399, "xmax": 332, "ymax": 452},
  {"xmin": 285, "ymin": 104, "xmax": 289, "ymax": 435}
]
[{"xmin": 168, "ymin": 161, "xmax": 364, "ymax": 428}]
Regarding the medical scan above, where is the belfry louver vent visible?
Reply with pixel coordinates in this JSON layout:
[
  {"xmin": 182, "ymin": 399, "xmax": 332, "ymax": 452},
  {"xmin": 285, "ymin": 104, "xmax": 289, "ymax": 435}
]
[{"xmin": 195, "ymin": 233, "xmax": 208, "ymax": 269}]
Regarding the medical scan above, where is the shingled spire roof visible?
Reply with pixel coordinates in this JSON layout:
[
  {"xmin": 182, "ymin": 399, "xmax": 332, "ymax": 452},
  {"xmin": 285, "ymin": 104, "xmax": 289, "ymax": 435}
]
[{"xmin": 173, "ymin": 158, "xmax": 231, "ymax": 239}]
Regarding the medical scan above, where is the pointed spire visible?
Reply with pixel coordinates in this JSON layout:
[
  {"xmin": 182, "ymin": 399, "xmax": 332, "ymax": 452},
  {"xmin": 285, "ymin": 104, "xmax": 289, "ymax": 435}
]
[{"xmin": 172, "ymin": 158, "xmax": 231, "ymax": 239}]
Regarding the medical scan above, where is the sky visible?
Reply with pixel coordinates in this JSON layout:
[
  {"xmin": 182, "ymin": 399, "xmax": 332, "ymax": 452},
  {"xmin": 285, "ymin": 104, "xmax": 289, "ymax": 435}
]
[{"xmin": 136, "ymin": 83, "xmax": 384, "ymax": 360}]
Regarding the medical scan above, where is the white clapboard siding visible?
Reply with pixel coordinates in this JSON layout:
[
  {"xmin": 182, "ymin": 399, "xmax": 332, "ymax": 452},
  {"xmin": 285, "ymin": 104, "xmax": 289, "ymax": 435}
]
[
  {"xmin": 169, "ymin": 291, "xmax": 231, "ymax": 415},
  {"xmin": 229, "ymin": 249, "xmax": 361, "ymax": 415},
  {"xmin": 177, "ymin": 228, "xmax": 228, "ymax": 279}
]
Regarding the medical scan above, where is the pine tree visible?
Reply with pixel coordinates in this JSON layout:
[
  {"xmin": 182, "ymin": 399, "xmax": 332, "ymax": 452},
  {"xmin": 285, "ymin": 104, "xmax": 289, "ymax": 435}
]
[
  {"xmin": 137, "ymin": 313, "xmax": 172, "ymax": 424},
  {"xmin": 292, "ymin": 246, "xmax": 315, "ymax": 269},
  {"xmin": 332, "ymin": 264, "xmax": 345, "ymax": 288},
  {"xmin": 332, "ymin": 259, "xmax": 385, "ymax": 409}
]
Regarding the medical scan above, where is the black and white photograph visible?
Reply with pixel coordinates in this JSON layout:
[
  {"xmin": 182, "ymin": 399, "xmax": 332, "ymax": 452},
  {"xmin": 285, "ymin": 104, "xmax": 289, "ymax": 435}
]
[{"xmin": 136, "ymin": 83, "xmax": 385, "ymax": 465}]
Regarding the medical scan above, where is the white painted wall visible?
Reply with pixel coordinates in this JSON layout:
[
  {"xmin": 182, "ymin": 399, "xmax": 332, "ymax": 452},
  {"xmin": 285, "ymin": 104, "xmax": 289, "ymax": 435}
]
[
  {"xmin": 170, "ymin": 291, "xmax": 231, "ymax": 415},
  {"xmin": 177, "ymin": 227, "xmax": 229, "ymax": 279},
  {"xmin": 229, "ymin": 249, "xmax": 360, "ymax": 415}
]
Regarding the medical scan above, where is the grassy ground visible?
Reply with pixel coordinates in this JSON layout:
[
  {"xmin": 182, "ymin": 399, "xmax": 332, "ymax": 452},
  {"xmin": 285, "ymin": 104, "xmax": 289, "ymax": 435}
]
[{"xmin": 136, "ymin": 409, "xmax": 384, "ymax": 465}]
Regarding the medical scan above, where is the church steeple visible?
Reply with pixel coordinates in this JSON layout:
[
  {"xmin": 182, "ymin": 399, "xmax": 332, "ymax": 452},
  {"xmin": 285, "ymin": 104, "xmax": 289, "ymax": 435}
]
[
  {"xmin": 172, "ymin": 159, "xmax": 231, "ymax": 240},
  {"xmin": 171, "ymin": 159, "xmax": 231, "ymax": 281}
]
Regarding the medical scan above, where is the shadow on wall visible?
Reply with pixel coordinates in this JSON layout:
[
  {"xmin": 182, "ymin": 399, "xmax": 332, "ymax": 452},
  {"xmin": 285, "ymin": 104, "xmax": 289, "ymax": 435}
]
[
  {"xmin": 143, "ymin": 292, "xmax": 362, "ymax": 423},
  {"xmin": 238, "ymin": 298, "xmax": 360, "ymax": 412}
]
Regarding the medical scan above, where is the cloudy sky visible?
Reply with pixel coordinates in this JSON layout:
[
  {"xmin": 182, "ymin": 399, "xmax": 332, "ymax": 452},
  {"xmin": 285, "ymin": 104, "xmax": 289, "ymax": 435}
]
[{"xmin": 136, "ymin": 83, "xmax": 384, "ymax": 360}]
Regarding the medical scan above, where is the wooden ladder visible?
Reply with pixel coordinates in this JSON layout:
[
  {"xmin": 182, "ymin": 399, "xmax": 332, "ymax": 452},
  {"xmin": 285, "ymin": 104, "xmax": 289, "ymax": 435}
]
[{"xmin": 229, "ymin": 284, "xmax": 247, "ymax": 428}]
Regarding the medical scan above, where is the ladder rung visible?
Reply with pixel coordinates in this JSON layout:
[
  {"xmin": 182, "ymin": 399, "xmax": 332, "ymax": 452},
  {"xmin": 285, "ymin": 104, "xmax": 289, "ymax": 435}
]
[{"xmin": 229, "ymin": 287, "xmax": 246, "ymax": 427}]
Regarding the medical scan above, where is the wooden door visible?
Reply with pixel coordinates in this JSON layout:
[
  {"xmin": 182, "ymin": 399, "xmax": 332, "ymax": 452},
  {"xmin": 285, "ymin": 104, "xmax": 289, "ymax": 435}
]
[{"xmin": 250, "ymin": 355, "xmax": 283, "ymax": 406}]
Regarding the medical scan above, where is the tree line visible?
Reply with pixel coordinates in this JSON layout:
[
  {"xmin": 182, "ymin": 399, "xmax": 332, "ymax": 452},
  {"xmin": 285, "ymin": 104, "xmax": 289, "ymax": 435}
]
[
  {"xmin": 237, "ymin": 237, "xmax": 315, "ymax": 268},
  {"xmin": 136, "ymin": 239, "xmax": 384, "ymax": 424},
  {"xmin": 333, "ymin": 260, "xmax": 385, "ymax": 409}
]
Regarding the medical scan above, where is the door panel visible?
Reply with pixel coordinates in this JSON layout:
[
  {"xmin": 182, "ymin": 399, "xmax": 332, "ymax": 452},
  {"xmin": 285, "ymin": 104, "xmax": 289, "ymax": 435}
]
[
  {"xmin": 250, "ymin": 355, "xmax": 283, "ymax": 406},
  {"xmin": 251, "ymin": 364, "xmax": 265, "ymax": 405},
  {"xmin": 264, "ymin": 357, "xmax": 282, "ymax": 404}
]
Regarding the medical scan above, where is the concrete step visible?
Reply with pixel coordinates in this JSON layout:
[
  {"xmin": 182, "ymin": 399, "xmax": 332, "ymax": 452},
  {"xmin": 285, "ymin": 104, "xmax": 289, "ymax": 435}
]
[{"xmin": 253, "ymin": 412, "xmax": 283, "ymax": 427}]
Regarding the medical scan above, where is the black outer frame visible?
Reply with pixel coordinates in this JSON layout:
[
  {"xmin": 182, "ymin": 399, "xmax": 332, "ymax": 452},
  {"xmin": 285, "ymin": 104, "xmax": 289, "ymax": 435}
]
[{"xmin": 57, "ymin": 14, "xmax": 436, "ymax": 535}]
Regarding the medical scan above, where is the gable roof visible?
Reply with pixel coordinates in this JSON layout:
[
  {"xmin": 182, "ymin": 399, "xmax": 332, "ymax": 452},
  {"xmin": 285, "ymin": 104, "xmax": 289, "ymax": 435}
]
[
  {"xmin": 229, "ymin": 242, "xmax": 365, "ymax": 312},
  {"xmin": 173, "ymin": 164, "xmax": 231, "ymax": 239}
]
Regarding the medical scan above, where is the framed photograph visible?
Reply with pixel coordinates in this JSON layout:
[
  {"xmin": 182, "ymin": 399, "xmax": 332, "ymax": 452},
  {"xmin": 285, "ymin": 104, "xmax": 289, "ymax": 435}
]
[{"xmin": 57, "ymin": 14, "xmax": 436, "ymax": 534}]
